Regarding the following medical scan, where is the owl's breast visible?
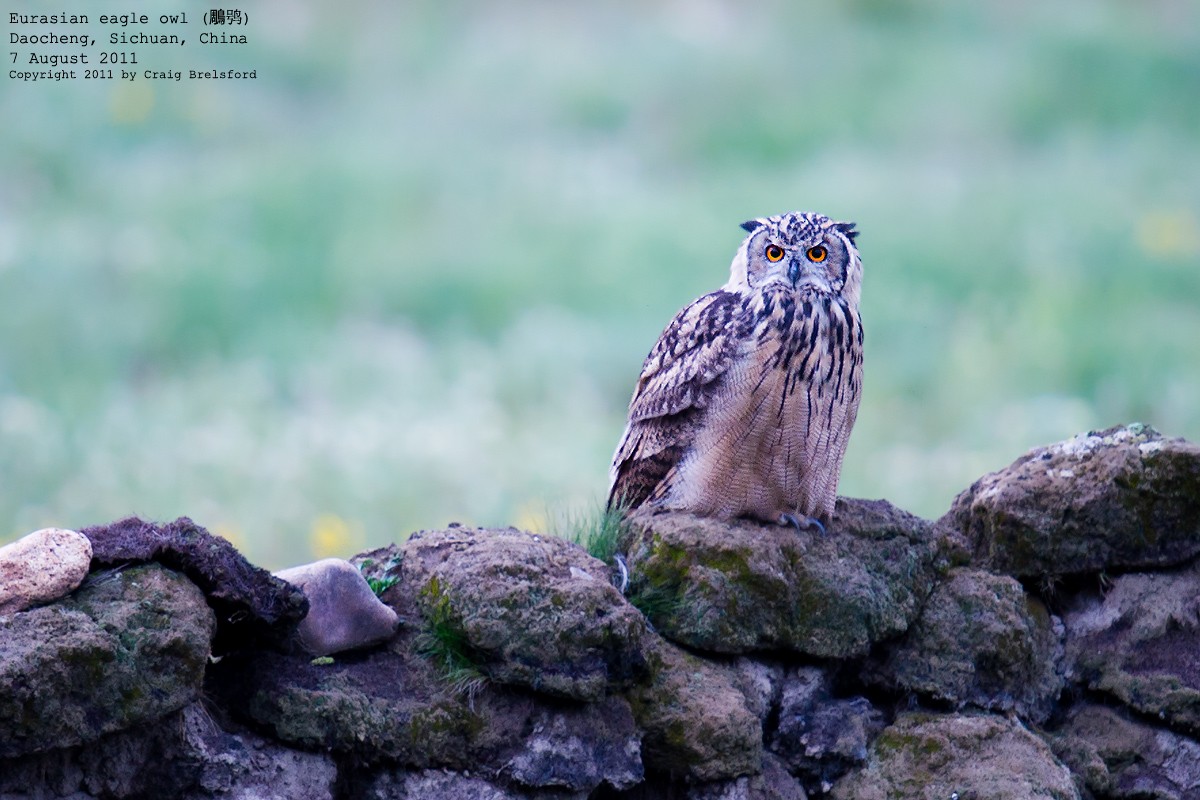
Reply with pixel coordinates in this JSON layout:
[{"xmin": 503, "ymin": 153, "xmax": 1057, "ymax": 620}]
[{"xmin": 663, "ymin": 287, "xmax": 862, "ymax": 520}]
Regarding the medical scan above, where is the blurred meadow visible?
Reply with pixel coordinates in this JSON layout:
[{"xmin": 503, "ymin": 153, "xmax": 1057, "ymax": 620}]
[{"xmin": 1, "ymin": 0, "xmax": 1198, "ymax": 567}]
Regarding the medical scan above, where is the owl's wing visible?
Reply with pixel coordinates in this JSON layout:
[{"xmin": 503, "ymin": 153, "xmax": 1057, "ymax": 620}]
[{"xmin": 608, "ymin": 290, "xmax": 746, "ymax": 509}]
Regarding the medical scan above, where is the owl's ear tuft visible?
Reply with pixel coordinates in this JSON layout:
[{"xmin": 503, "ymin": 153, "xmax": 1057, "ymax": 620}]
[
  {"xmin": 740, "ymin": 219, "xmax": 764, "ymax": 233},
  {"xmin": 834, "ymin": 221, "xmax": 859, "ymax": 243}
]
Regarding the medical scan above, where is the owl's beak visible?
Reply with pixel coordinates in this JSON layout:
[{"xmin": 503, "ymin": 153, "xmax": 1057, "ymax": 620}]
[{"xmin": 787, "ymin": 260, "xmax": 801, "ymax": 285}]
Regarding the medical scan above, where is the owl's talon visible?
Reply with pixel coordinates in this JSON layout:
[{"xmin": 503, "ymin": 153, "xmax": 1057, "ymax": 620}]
[{"xmin": 778, "ymin": 513, "xmax": 826, "ymax": 536}]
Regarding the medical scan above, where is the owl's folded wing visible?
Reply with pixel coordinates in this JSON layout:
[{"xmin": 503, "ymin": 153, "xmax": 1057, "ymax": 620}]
[{"xmin": 608, "ymin": 290, "xmax": 746, "ymax": 508}]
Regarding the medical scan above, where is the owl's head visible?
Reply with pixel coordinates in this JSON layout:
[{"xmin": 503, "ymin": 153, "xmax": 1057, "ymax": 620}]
[{"xmin": 726, "ymin": 211, "xmax": 861, "ymax": 305}]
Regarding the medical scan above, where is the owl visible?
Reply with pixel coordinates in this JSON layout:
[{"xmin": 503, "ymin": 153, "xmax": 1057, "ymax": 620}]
[{"xmin": 607, "ymin": 211, "xmax": 863, "ymax": 533}]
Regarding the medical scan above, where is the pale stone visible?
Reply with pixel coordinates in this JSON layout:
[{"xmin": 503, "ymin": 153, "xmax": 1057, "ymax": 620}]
[
  {"xmin": 0, "ymin": 527, "xmax": 93, "ymax": 615},
  {"xmin": 275, "ymin": 558, "xmax": 400, "ymax": 656}
]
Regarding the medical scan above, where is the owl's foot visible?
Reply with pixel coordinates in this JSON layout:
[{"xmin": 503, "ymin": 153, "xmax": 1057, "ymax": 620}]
[{"xmin": 778, "ymin": 513, "xmax": 826, "ymax": 536}]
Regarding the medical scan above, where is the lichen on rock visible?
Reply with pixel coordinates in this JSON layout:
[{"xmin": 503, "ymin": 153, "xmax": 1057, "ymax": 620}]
[
  {"xmin": 831, "ymin": 712, "xmax": 1080, "ymax": 800},
  {"xmin": 4, "ymin": 424, "xmax": 1200, "ymax": 799},
  {"xmin": 625, "ymin": 632, "xmax": 763, "ymax": 783},
  {"xmin": 397, "ymin": 526, "xmax": 649, "ymax": 701},
  {"xmin": 619, "ymin": 498, "xmax": 941, "ymax": 658},
  {"xmin": 941, "ymin": 424, "xmax": 1200, "ymax": 579},
  {"xmin": 0, "ymin": 564, "xmax": 215, "ymax": 758},
  {"xmin": 867, "ymin": 567, "xmax": 1064, "ymax": 722}
]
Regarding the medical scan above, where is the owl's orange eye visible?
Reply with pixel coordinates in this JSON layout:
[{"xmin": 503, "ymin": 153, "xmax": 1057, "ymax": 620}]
[
  {"xmin": 765, "ymin": 245, "xmax": 785, "ymax": 262},
  {"xmin": 807, "ymin": 245, "xmax": 828, "ymax": 262}
]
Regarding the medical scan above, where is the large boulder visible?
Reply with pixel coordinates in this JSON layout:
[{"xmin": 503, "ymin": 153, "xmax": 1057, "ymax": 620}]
[
  {"xmin": 620, "ymin": 499, "xmax": 940, "ymax": 657},
  {"xmin": 831, "ymin": 712, "xmax": 1079, "ymax": 800},
  {"xmin": 626, "ymin": 634, "xmax": 763, "ymax": 783},
  {"xmin": 0, "ymin": 564, "xmax": 215, "ymax": 758},
  {"xmin": 1061, "ymin": 562, "xmax": 1200, "ymax": 736},
  {"xmin": 941, "ymin": 424, "xmax": 1200, "ymax": 579},
  {"xmin": 867, "ymin": 568, "xmax": 1063, "ymax": 722},
  {"xmin": 389, "ymin": 526, "xmax": 648, "ymax": 701},
  {"xmin": 1049, "ymin": 703, "xmax": 1200, "ymax": 800},
  {"xmin": 81, "ymin": 516, "xmax": 308, "ymax": 653}
]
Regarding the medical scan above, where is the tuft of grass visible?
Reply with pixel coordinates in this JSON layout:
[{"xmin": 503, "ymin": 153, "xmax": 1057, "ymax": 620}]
[
  {"xmin": 555, "ymin": 500, "xmax": 630, "ymax": 564},
  {"xmin": 414, "ymin": 575, "xmax": 489, "ymax": 704}
]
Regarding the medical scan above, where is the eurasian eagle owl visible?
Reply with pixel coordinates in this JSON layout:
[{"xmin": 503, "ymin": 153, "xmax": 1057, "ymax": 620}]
[{"xmin": 608, "ymin": 211, "xmax": 863, "ymax": 533}]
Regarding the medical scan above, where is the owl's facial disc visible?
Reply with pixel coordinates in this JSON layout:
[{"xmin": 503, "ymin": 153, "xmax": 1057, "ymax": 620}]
[
  {"xmin": 787, "ymin": 247, "xmax": 835, "ymax": 293},
  {"xmin": 730, "ymin": 212, "xmax": 858, "ymax": 297}
]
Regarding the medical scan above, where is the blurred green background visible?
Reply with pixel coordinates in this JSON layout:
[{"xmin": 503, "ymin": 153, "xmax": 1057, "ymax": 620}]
[{"xmin": 2, "ymin": 0, "xmax": 1198, "ymax": 568}]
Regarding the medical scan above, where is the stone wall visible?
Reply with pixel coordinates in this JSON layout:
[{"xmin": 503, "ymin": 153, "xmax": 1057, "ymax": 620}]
[{"xmin": 2, "ymin": 424, "xmax": 1199, "ymax": 800}]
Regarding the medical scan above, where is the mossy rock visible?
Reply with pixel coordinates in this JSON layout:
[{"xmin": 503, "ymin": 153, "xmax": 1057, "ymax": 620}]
[
  {"xmin": 625, "ymin": 633, "xmax": 763, "ymax": 782},
  {"xmin": 0, "ymin": 564, "xmax": 215, "ymax": 757},
  {"xmin": 831, "ymin": 712, "xmax": 1079, "ymax": 800},
  {"xmin": 621, "ymin": 498, "xmax": 940, "ymax": 658},
  {"xmin": 941, "ymin": 424, "xmax": 1200, "ymax": 579},
  {"xmin": 868, "ymin": 568, "xmax": 1063, "ymax": 722},
  {"xmin": 397, "ymin": 526, "xmax": 648, "ymax": 701}
]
